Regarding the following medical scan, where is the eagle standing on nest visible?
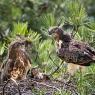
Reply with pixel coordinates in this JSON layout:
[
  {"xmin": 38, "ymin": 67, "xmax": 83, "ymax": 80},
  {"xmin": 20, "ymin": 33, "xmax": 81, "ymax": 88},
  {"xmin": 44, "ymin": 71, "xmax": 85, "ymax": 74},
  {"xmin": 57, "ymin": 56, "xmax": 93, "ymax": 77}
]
[
  {"xmin": 0, "ymin": 35, "xmax": 32, "ymax": 95},
  {"xmin": 48, "ymin": 26, "xmax": 95, "ymax": 76}
]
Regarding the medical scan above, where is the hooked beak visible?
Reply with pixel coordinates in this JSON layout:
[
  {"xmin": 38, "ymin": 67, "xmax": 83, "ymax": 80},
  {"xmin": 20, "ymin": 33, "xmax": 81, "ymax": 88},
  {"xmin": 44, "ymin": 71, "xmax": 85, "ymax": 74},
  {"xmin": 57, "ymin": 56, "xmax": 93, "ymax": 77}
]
[
  {"xmin": 48, "ymin": 26, "xmax": 58, "ymax": 35},
  {"xmin": 48, "ymin": 28, "xmax": 53, "ymax": 35}
]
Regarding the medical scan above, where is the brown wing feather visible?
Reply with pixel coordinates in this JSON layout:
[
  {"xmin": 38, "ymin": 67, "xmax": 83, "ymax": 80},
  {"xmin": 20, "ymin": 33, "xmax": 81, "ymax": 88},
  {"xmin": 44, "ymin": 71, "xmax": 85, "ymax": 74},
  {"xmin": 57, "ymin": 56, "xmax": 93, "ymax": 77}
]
[
  {"xmin": 57, "ymin": 40, "xmax": 95, "ymax": 66},
  {"xmin": 1, "ymin": 40, "xmax": 32, "ymax": 82}
]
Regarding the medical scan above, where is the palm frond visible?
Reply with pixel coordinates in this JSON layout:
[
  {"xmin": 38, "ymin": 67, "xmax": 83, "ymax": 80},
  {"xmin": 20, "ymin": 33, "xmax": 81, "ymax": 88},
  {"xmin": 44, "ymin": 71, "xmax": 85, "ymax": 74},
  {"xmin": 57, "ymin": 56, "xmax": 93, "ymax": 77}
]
[
  {"xmin": 11, "ymin": 22, "xmax": 28, "ymax": 37},
  {"xmin": 40, "ymin": 13, "xmax": 56, "ymax": 29},
  {"xmin": 64, "ymin": 0, "xmax": 87, "ymax": 25},
  {"xmin": 0, "ymin": 42, "xmax": 5, "ymax": 56},
  {"xmin": 85, "ymin": 21, "xmax": 95, "ymax": 32}
]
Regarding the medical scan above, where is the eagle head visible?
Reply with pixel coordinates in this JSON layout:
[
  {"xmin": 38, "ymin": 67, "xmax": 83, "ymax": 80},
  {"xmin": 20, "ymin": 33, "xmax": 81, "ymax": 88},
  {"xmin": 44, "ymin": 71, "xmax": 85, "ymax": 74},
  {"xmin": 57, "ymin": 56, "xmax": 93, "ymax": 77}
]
[
  {"xmin": 48, "ymin": 26, "xmax": 64, "ymax": 41},
  {"xmin": 48, "ymin": 26, "xmax": 71, "ymax": 42},
  {"xmin": 48, "ymin": 26, "xmax": 63, "ymax": 35},
  {"xmin": 9, "ymin": 36, "xmax": 32, "ymax": 52}
]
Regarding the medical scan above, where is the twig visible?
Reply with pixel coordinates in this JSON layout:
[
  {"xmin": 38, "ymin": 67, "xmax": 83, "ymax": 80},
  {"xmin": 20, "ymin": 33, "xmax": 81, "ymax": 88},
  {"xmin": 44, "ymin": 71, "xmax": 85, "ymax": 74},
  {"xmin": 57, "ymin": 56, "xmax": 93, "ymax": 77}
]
[
  {"xmin": 31, "ymin": 78, "xmax": 78, "ymax": 95},
  {"xmin": 47, "ymin": 50, "xmax": 64, "ymax": 76},
  {"xmin": 47, "ymin": 50, "xmax": 59, "ymax": 67},
  {"xmin": 31, "ymin": 79, "xmax": 61, "ymax": 92},
  {"xmin": 49, "ymin": 60, "xmax": 63, "ymax": 76},
  {"xmin": 71, "ymin": 25, "xmax": 80, "ymax": 38}
]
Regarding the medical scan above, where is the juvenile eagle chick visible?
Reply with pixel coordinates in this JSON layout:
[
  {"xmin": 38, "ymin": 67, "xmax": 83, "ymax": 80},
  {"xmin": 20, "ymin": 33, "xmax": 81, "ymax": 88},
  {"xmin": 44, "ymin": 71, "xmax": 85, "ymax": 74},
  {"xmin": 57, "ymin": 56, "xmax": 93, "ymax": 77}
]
[
  {"xmin": 1, "ymin": 36, "xmax": 32, "ymax": 83},
  {"xmin": 29, "ymin": 67, "xmax": 50, "ymax": 82},
  {"xmin": 48, "ymin": 26, "xmax": 95, "ymax": 76}
]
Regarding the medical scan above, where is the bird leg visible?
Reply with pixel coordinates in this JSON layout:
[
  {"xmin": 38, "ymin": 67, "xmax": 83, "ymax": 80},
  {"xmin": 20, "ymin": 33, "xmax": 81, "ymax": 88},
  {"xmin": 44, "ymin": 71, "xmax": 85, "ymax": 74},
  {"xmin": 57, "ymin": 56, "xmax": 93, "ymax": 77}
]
[
  {"xmin": 49, "ymin": 60, "xmax": 64, "ymax": 76},
  {"xmin": 47, "ymin": 50, "xmax": 60, "ymax": 75},
  {"xmin": 47, "ymin": 50, "xmax": 59, "ymax": 67},
  {"xmin": 65, "ymin": 63, "xmax": 79, "ymax": 82},
  {"xmin": 47, "ymin": 49, "xmax": 64, "ymax": 76},
  {"xmin": 65, "ymin": 64, "xmax": 85, "ymax": 83},
  {"xmin": 2, "ymin": 78, "xmax": 21, "ymax": 95}
]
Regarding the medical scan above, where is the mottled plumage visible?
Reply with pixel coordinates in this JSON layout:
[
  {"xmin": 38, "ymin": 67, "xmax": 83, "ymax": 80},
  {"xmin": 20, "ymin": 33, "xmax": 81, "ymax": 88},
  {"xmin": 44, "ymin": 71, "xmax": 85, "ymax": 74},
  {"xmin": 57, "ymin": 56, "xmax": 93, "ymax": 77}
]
[
  {"xmin": 57, "ymin": 40, "xmax": 95, "ymax": 66},
  {"xmin": 1, "ymin": 37, "xmax": 32, "ymax": 82},
  {"xmin": 48, "ymin": 26, "xmax": 95, "ymax": 75}
]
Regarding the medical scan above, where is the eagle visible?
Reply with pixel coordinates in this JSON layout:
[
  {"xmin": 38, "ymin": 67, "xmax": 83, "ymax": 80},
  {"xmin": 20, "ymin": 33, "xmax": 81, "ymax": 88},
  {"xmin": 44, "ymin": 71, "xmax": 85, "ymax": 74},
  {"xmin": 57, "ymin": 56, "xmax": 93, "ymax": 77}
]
[
  {"xmin": 29, "ymin": 67, "xmax": 50, "ymax": 82},
  {"xmin": 48, "ymin": 26, "xmax": 95, "ymax": 76},
  {"xmin": 0, "ymin": 35, "xmax": 32, "ymax": 95}
]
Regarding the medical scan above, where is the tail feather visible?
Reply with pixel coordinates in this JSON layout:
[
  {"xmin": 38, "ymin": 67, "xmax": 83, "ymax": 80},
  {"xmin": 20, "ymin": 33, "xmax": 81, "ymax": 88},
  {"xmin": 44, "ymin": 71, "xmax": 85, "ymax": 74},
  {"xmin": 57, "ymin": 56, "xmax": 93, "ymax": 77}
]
[
  {"xmin": 86, "ymin": 47, "xmax": 95, "ymax": 55},
  {"xmin": 92, "ymin": 56, "xmax": 95, "ymax": 61}
]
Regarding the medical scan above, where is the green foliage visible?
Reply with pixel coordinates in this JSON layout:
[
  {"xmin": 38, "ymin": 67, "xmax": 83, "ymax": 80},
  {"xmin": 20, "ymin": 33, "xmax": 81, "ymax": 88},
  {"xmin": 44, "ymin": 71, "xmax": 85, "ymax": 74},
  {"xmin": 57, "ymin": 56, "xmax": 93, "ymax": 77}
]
[
  {"xmin": 0, "ymin": 0, "xmax": 95, "ymax": 94},
  {"xmin": 40, "ymin": 13, "xmax": 56, "ymax": 29},
  {"xmin": 12, "ymin": 22, "xmax": 28, "ymax": 36},
  {"xmin": 64, "ymin": 0, "xmax": 87, "ymax": 25},
  {"xmin": 0, "ymin": 42, "xmax": 5, "ymax": 56},
  {"xmin": 85, "ymin": 20, "xmax": 95, "ymax": 31}
]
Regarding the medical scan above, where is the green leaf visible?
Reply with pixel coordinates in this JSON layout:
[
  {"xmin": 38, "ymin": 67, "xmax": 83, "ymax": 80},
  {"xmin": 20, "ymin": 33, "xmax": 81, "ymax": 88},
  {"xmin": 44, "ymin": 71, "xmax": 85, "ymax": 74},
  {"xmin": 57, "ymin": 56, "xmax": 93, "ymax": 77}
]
[
  {"xmin": 40, "ymin": 13, "xmax": 56, "ymax": 29},
  {"xmin": 11, "ymin": 22, "xmax": 28, "ymax": 37},
  {"xmin": 0, "ymin": 43, "xmax": 5, "ymax": 55},
  {"xmin": 85, "ymin": 21, "xmax": 95, "ymax": 32},
  {"xmin": 64, "ymin": 0, "xmax": 87, "ymax": 25}
]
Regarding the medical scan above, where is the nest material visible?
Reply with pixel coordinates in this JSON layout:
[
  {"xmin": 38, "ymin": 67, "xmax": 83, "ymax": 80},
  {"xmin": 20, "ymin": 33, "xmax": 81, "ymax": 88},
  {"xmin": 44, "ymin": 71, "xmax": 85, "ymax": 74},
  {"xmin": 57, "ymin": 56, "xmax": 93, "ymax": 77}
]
[
  {"xmin": 0, "ymin": 76, "xmax": 78, "ymax": 95},
  {"xmin": 0, "ymin": 67, "xmax": 79, "ymax": 95}
]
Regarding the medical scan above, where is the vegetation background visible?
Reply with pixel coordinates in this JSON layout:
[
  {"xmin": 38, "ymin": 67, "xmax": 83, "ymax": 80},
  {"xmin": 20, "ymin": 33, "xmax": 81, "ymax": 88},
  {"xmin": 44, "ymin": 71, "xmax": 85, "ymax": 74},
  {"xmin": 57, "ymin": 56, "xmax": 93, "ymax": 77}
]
[{"xmin": 0, "ymin": 0, "xmax": 95, "ymax": 95}]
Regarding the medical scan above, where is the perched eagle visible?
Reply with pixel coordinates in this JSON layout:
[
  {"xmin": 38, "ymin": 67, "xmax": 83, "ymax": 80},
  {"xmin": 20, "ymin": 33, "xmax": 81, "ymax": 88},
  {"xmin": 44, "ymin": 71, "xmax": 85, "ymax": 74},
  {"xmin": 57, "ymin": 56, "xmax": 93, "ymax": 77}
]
[
  {"xmin": 48, "ymin": 26, "xmax": 95, "ymax": 76},
  {"xmin": 1, "ymin": 36, "xmax": 32, "ymax": 83}
]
